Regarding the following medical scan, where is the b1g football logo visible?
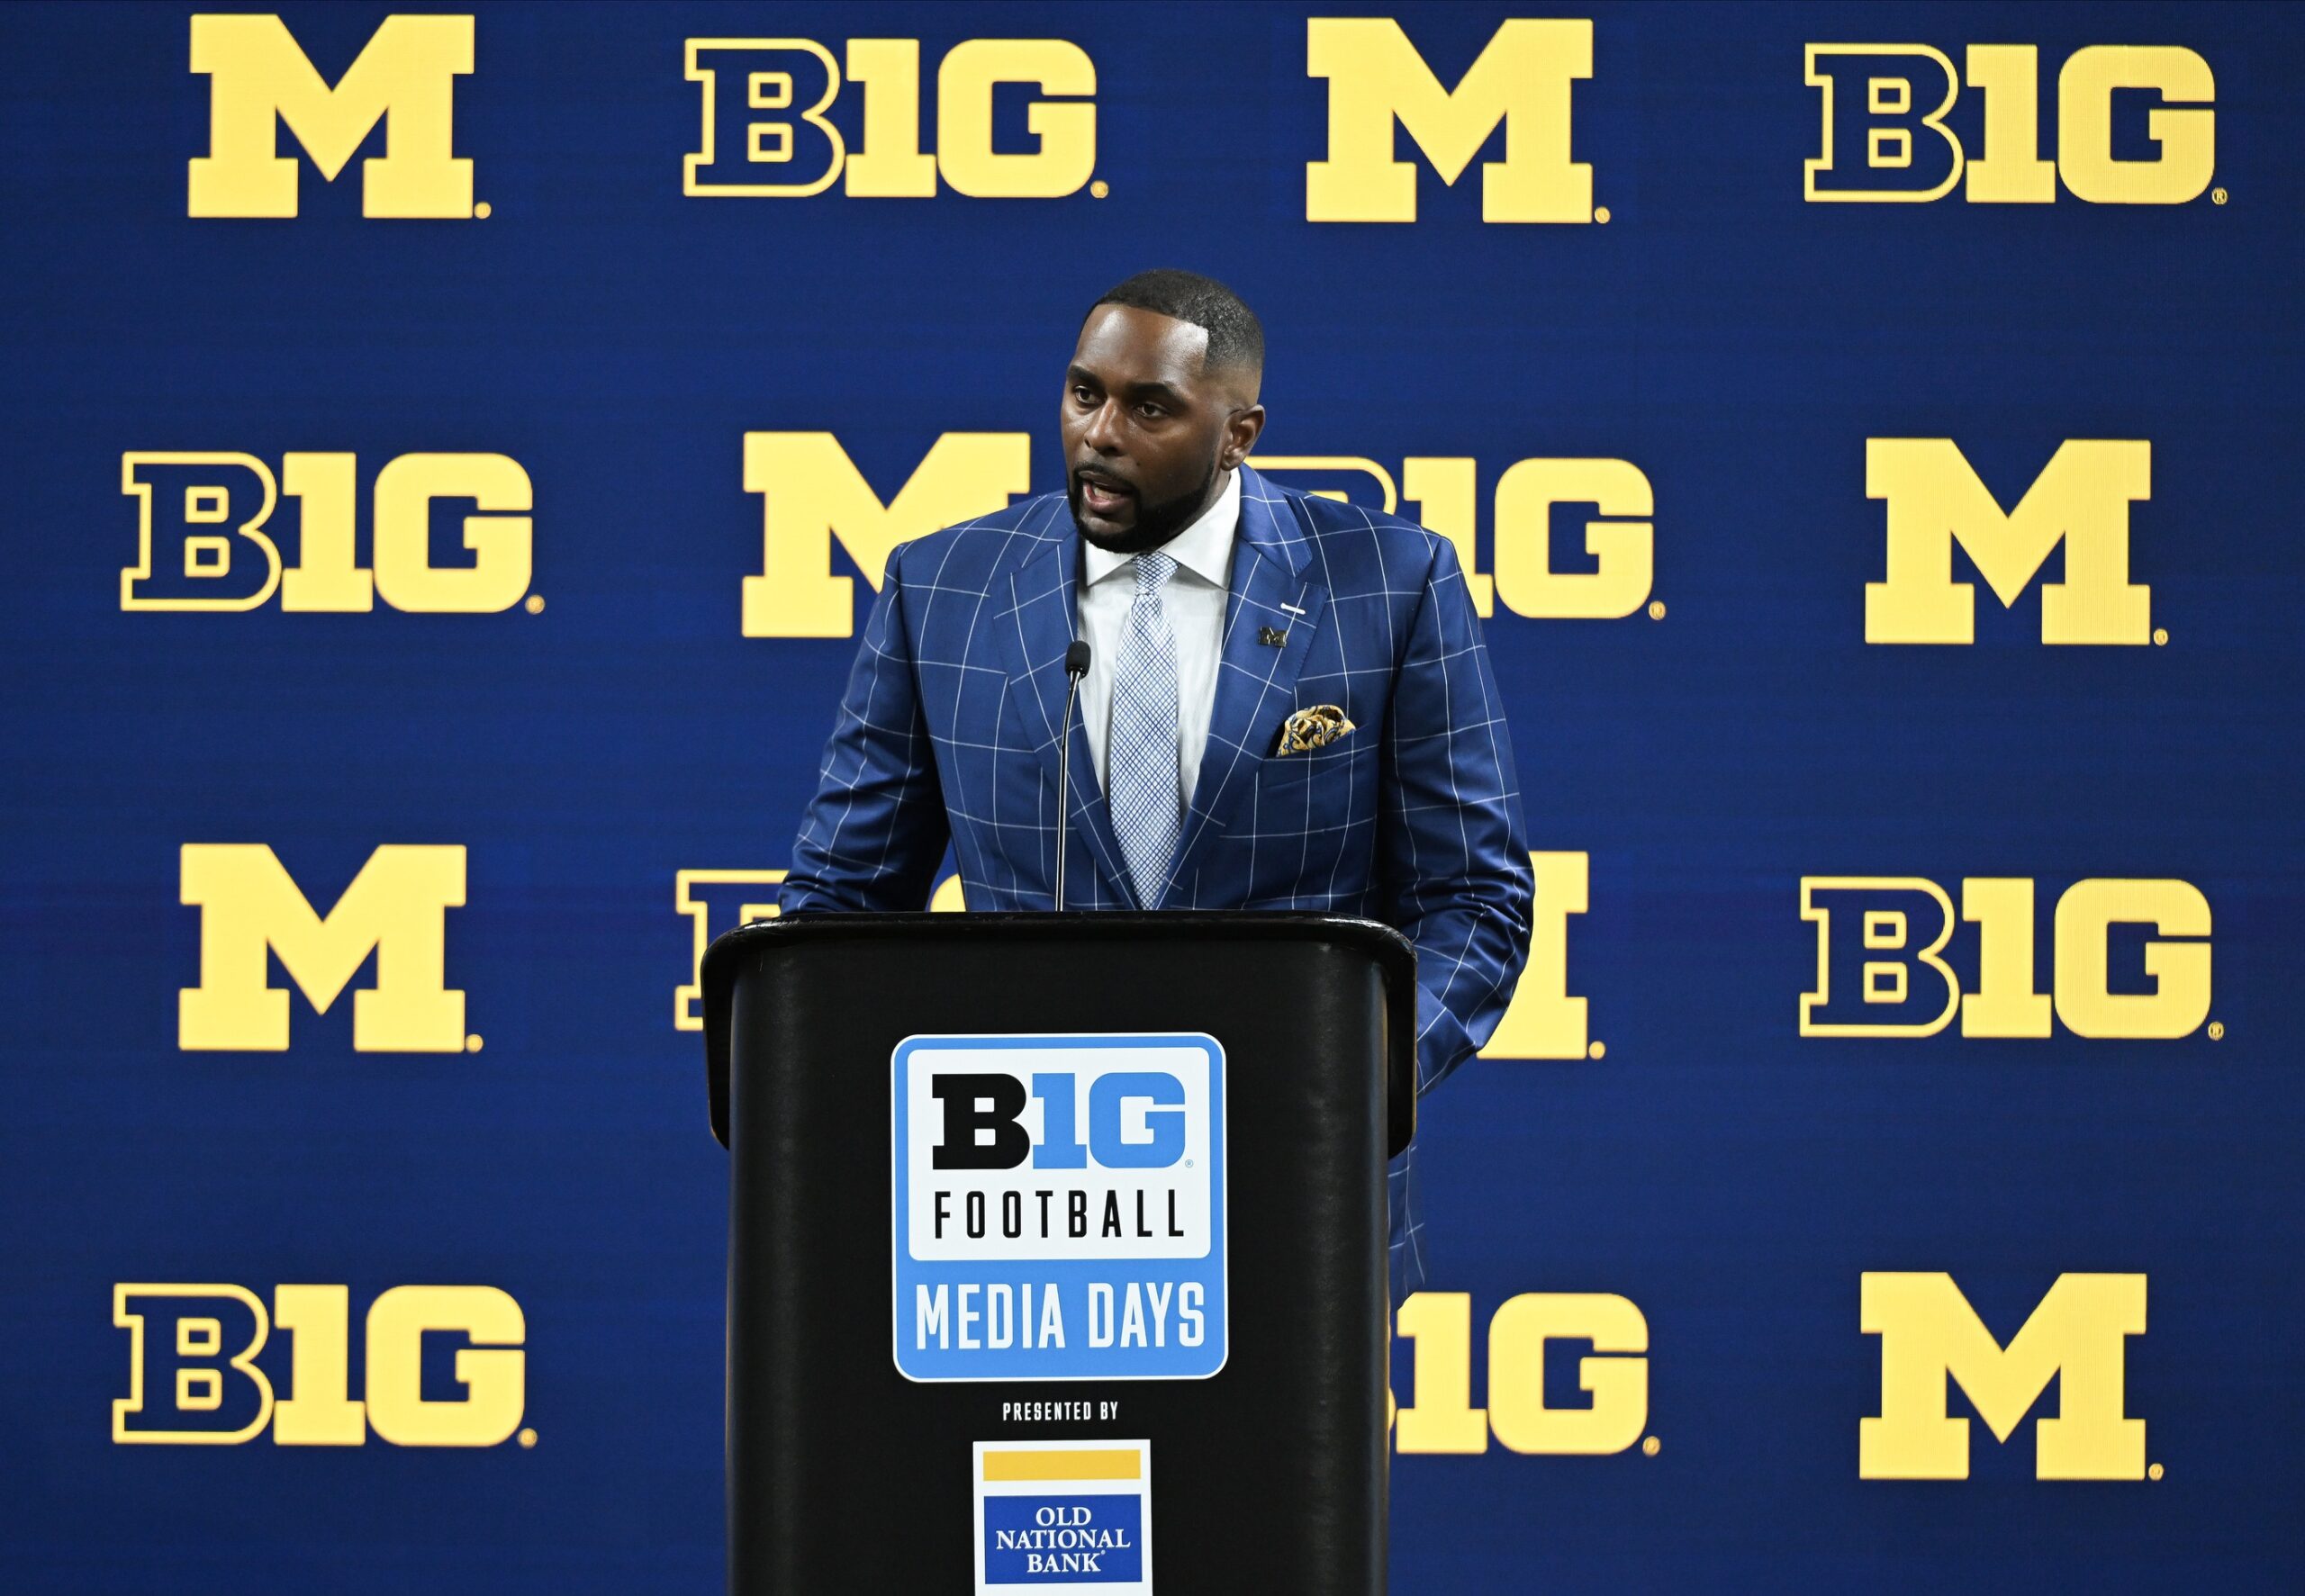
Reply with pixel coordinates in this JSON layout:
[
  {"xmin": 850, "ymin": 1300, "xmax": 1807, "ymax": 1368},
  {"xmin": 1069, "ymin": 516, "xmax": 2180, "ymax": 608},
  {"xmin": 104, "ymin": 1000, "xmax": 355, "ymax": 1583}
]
[{"xmin": 894, "ymin": 1033, "xmax": 1225, "ymax": 1382}]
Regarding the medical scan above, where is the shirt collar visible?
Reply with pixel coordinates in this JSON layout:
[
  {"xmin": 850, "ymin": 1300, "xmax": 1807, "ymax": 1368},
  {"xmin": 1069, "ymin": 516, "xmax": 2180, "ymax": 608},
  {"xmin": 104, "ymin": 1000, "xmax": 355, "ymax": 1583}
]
[{"xmin": 1081, "ymin": 467, "xmax": 1241, "ymax": 591}]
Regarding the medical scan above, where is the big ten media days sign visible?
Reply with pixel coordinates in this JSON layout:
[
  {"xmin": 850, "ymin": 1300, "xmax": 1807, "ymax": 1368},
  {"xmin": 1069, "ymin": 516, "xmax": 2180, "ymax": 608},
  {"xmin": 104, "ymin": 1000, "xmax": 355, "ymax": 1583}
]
[{"xmin": 893, "ymin": 1034, "xmax": 1225, "ymax": 1382}]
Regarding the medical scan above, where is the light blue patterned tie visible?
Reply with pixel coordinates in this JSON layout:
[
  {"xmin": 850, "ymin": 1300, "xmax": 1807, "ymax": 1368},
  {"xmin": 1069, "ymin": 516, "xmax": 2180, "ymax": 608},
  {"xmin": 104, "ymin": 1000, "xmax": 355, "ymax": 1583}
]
[{"xmin": 1108, "ymin": 551, "xmax": 1181, "ymax": 907}]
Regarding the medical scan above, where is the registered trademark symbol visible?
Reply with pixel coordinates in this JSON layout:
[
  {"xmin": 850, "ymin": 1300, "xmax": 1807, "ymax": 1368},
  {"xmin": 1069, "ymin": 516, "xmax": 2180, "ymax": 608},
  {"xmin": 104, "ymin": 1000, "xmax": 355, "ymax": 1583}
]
[
  {"xmin": 2148, "ymin": 1462, "xmax": 2164, "ymax": 1480},
  {"xmin": 1641, "ymin": 1436, "xmax": 1660, "ymax": 1456},
  {"xmin": 2153, "ymin": 627, "xmax": 2168, "ymax": 645},
  {"xmin": 2210, "ymin": 188, "xmax": 2227, "ymax": 205},
  {"xmin": 1592, "ymin": 204, "xmax": 1611, "ymax": 224},
  {"xmin": 524, "ymin": 593, "xmax": 546, "ymax": 614},
  {"xmin": 1090, "ymin": 180, "xmax": 1109, "ymax": 200},
  {"xmin": 1586, "ymin": 1040, "xmax": 1606, "ymax": 1060},
  {"xmin": 1184, "ymin": 1159, "xmax": 1194, "ymax": 1168},
  {"xmin": 474, "ymin": 201, "xmax": 493, "ymax": 220},
  {"xmin": 465, "ymin": 1034, "xmax": 484, "ymax": 1053},
  {"xmin": 518, "ymin": 1428, "xmax": 538, "ymax": 1448},
  {"xmin": 1647, "ymin": 600, "xmax": 1666, "ymax": 620},
  {"xmin": 2208, "ymin": 1021, "xmax": 2225, "ymax": 1041}
]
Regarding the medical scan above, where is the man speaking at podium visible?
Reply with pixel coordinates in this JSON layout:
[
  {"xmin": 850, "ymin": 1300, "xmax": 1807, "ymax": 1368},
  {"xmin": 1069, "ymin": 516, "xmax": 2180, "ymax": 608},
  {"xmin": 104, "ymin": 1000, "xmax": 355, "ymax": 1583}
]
[{"xmin": 782, "ymin": 269, "xmax": 1532, "ymax": 1292}]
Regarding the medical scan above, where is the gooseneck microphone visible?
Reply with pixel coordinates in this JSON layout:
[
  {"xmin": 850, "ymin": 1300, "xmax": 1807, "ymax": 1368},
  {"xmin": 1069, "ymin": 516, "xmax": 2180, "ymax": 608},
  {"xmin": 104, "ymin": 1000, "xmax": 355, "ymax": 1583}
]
[{"xmin": 1053, "ymin": 638, "xmax": 1093, "ymax": 911}]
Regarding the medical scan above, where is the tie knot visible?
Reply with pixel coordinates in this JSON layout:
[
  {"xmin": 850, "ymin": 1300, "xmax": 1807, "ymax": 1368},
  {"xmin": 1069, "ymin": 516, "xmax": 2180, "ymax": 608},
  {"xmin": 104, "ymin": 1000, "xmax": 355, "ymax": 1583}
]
[{"xmin": 1132, "ymin": 551, "xmax": 1177, "ymax": 597}]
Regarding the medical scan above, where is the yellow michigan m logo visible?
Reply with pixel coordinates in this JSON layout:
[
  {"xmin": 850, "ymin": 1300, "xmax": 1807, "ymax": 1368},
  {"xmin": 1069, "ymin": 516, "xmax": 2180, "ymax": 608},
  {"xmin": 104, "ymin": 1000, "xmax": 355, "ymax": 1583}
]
[
  {"xmin": 188, "ymin": 13, "xmax": 475, "ymax": 218},
  {"xmin": 1865, "ymin": 439, "xmax": 2152, "ymax": 644},
  {"xmin": 742, "ymin": 432, "xmax": 1028, "ymax": 637},
  {"xmin": 1306, "ymin": 17, "xmax": 1593, "ymax": 223},
  {"xmin": 1862, "ymin": 1272, "xmax": 2147, "ymax": 1480},
  {"xmin": 179, "ymin": 844, "xmax": 466, "ymax": 1051}
]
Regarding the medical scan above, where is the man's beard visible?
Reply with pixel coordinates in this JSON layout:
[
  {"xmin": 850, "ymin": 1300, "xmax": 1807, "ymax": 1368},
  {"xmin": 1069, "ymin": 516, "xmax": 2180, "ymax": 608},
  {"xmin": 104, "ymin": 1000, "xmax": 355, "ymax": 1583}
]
[{"xmin": 1070, "ymin": 458, "xmax": 1222, "ymax": 555}]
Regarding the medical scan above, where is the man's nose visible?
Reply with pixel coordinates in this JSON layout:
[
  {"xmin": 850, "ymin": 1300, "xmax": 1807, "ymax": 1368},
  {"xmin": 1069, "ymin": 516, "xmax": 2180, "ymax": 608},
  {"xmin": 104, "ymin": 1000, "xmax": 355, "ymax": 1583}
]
[{"xmin": 1081, "ymin": 398, "xmax": 1125, "ymax": 454}]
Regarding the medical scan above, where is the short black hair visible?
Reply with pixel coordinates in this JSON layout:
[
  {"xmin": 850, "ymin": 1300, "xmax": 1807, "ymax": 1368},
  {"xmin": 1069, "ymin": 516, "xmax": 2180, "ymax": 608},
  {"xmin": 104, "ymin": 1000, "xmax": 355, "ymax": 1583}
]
[{"xmin": 1089, "ymin": 269, "xmax": 1264, "ymax": 376}]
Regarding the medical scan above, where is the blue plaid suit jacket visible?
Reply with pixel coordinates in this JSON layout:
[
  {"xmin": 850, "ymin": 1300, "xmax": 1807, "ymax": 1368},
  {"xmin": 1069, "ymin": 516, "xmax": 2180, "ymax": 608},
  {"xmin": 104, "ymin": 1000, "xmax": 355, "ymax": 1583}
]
[{"xmin": 783, "ymin": 464, "xmax": 1534, "ymax": 1293}]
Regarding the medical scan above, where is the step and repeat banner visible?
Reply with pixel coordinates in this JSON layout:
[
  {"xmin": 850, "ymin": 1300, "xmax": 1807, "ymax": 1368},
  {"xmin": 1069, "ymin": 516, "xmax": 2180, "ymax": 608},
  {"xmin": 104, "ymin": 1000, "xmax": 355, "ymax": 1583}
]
[{"xmin": 3, "ymin": 1, "xmax": 2299, "ymax": 1590}]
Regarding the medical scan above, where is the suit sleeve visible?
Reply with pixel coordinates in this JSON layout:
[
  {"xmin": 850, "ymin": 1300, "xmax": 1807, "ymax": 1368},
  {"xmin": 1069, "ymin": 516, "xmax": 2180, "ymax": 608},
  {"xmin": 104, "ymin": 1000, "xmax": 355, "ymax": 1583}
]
[
  {"xmin": 780, "ymin": 546, "xmax": 951, "ymax": 915},
  {"xmin": 1378, "ymin": 535, "xmax": 1535, "ymax": 1094}
]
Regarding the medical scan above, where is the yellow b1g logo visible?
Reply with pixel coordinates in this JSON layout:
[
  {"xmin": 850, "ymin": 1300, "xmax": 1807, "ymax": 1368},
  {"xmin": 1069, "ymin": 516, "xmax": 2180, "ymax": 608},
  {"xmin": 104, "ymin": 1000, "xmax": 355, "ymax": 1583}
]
[
  {"xmin": 1805, "ymin": 43, "xmax": 2213, "ymax": 203},
  {"xmin": 114, "ymin": 1284, "xmax": 525, "ymax": 1446},
  {"xmin": 122, "ymin": 452, "xmax": 533, "ymax": 613},
  {"xmin": 737, "ymin": 435, "xmax": 1659, "ymax": 641},
  {"xmin": 1249, "ymin": 455, "xmax": 1652, "ymax": 621},
  {"xmin": 1801, "ymin": 876, "xmax": 2211, "ymax": 1040},
  {"xmin": 671, "ymin": 856, "xmax": 1601, "ymax": 1057},
  {"xmin": 1391, "ymin": 1291, "xmax": 1650, "ymax": 1456},
  {"xmin": 685, "ymin": 37, "xmax": 1095, "ymax": 198}
]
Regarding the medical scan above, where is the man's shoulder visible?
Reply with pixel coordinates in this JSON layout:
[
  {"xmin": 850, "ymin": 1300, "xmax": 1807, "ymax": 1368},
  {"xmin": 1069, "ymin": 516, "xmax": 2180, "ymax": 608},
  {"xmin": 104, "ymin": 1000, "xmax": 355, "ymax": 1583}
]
[
  {"xmin": 890, "ymin": 491, "xmax": 1070, "ymax": 585},
  {"xmin": 1246, "ymin": 470, "xmax": 1455, "ymax": 579}
]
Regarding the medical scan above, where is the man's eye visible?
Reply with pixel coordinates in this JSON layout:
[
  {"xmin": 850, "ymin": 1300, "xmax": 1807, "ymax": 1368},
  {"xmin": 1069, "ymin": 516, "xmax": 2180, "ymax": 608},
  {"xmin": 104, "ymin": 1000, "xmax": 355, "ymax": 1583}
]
[
  {"xmin": 1072, "ymin": 386, "xmax": 1096, "ymax": 405},
  {"xmin": 1136, "ymin": 403, "xmax": 1165, "ymax": 419}
]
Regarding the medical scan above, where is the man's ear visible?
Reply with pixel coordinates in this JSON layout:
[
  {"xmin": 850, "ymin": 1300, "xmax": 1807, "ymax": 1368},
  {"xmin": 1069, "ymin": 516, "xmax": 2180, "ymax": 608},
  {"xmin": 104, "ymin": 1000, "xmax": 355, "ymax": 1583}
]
[{"xmin": 1220, "ymin": 405, "xmax": 1267, "ymax": 472}]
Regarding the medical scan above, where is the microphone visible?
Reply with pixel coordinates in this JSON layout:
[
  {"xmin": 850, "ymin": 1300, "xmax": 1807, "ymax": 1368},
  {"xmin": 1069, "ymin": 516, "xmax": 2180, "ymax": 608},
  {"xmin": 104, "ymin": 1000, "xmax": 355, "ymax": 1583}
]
[{"xmin": 1053, "ymin": 639, "xmax": 1092, "ymax": 911}]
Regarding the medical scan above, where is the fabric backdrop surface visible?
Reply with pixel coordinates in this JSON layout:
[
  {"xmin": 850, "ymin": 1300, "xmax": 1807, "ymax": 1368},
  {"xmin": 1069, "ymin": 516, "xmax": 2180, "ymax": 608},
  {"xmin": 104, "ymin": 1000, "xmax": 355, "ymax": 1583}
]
[{"xmin": 1, "ymin": 2, "xmax": 2299, "ymax": 1591}]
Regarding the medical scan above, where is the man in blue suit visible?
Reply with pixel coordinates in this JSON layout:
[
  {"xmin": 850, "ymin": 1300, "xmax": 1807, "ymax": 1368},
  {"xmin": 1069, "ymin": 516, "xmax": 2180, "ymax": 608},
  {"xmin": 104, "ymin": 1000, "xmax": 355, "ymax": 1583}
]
[{"xmin": 782, "ymin": 269, "xmax": 1532, "ymax": 1292}]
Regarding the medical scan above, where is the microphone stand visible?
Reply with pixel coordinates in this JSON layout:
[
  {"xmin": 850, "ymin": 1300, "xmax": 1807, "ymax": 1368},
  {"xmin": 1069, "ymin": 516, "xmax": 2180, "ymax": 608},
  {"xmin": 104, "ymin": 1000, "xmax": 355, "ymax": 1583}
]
[{"xmin": 1053, "ymin": 638, "xmax": 1092, "ymax": 910}]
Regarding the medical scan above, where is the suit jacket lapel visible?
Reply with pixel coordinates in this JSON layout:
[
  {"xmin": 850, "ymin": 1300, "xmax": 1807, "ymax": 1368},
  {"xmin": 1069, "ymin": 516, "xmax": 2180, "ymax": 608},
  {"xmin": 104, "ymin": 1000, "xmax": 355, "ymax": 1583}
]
[
  {"xmin": 995, "ymin": 505, "xmax": 1135, "ymax": 907},
  {"xmin": 1161, "ymin": 465, "xmax": 1328, "ymax": 905}
]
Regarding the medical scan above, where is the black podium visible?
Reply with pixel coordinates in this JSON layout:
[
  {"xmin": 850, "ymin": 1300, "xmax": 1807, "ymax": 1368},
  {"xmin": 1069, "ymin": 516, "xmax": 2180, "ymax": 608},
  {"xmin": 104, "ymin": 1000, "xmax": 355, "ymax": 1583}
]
[{"xmin": 702, "ymin": 912, "xmax": 1416, "ymax": 1594}]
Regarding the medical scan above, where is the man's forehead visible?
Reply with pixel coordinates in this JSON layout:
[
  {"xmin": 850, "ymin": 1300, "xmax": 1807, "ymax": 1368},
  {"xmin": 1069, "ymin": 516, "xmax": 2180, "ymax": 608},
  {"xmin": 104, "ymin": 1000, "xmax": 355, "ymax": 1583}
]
[{"xmin": 1071, "ymin": 303, "xmax": 1210, "ymax": 382}]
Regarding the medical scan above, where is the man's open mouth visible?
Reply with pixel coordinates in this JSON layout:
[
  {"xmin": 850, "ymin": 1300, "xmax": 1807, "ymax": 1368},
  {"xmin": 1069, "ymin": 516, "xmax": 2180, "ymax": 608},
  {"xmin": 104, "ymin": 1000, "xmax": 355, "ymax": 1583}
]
[{"xmin": 1074, "ymin": 471, "xmax": 1135, "ymax": 516}]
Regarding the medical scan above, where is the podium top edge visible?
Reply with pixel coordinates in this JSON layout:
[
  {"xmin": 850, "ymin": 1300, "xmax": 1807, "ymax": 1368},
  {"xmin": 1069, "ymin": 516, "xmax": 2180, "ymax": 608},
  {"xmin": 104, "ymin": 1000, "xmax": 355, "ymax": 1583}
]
[
  {"xmin": 707, "ymin": 908, "xmax": 1413, "ymax": 961},
  {"xmin": 701, "ymin": 912, "xmax": 1419, "ymax": 1152}
]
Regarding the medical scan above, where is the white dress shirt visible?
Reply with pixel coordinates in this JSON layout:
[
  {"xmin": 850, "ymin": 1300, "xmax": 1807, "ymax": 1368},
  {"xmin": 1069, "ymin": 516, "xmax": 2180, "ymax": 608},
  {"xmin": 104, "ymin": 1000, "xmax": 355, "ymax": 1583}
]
[{"xmin": 1078, "ymin": 467, "xmax": 1240, "ymax": 806}]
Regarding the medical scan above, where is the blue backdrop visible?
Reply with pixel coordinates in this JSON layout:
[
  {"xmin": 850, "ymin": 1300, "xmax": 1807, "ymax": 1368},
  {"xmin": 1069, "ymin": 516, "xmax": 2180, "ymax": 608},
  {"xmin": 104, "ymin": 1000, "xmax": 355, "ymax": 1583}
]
[{"xmin": 3, "ymin": 2, "xmax": 2300, "ymax": 1590}]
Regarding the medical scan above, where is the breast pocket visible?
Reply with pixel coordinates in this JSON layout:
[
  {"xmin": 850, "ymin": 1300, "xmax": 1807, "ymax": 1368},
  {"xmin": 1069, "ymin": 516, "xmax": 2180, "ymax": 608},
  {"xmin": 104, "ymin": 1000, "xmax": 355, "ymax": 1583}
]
[{"xmin": 1243, "ymin": 734, "xmax": 1369, "ymax": 843}]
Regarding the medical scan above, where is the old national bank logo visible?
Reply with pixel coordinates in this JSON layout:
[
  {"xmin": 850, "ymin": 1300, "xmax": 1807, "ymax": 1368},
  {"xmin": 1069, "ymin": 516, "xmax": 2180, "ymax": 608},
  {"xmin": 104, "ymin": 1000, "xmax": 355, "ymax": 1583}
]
[
  {"xmin": 895, "ymin": 1033, "xmax": 1225, "ymax": 1382},
  {"xmin": 1391, "ymin": 1291, "xmax": 1650, "ymax": 1456},
  {"xmin": 180, "ymin": 844, "xmax": 470, "ymax": 1052},
  {"xmin": 1863, "ymin": 1273, "xmax": 2148, "ymax": 1480},
  {"xmin": 973, "ymin": 1440, "xmax": 1152, "ymax": 1592},
  {"xmin": 1864, "ymin": 439, "xmax": 2153, "ymax": 645},
  {"xmin": 736, "ymin": 435, "xmax": 1658, "ymax": 639},
  {"xmin": 1805, "ymin": 42, "xmax": 2214, "ymax": 204},
  {"xmin": 1800, "ymin": 876, "xmax": 2212, "ymax": 1041},
  {"xmin": 673, "ymin": 856, "xmax": 1596, "ymax": 1059},
  {"xmin": 189, "ymin": 14, "xmax": 478, "ymax": 219},
  {"xmin": 114, "ymin": 1284, "xmax": 527, "ymax": 1447},
  {"xmin": 685, "ymin": 37, "xmax": 1096, "ymax": 199},
  {"xmin": 122, "ymin": 452, "xmax": 535, "ymax": 613},
  {"xmin": 1305, "ymin": 18, "xmax": 1595, "ymax": 223}
]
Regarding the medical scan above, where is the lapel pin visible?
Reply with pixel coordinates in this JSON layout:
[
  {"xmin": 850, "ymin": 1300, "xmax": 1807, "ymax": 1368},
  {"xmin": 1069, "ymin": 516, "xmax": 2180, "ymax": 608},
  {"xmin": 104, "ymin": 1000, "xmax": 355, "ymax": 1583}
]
[{"xmin": 1259, "ymin": 626, "xmax": 1288, "ymax": 647}]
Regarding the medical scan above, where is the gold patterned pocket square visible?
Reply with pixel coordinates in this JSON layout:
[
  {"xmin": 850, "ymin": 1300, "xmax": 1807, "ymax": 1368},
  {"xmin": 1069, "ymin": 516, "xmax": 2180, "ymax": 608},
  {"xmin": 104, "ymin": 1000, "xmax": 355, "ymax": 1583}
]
[{"xmin": 1276, "ymin": 705, "xmax": 1355, "ymax": 755}]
